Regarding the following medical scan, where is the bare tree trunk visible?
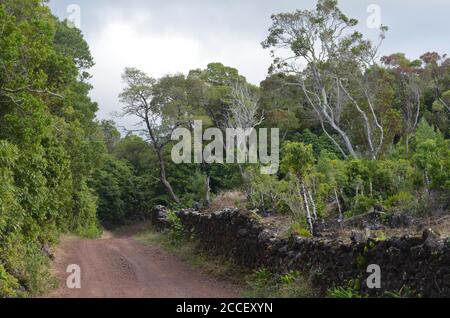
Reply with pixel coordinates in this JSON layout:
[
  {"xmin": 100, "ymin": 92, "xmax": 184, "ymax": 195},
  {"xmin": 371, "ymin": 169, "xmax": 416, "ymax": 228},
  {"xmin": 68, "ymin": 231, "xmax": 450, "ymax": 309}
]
[
  {"xmin": 340, "ymin": 82, "xmax": 378, "ymax": 160},
  {"xmin": 301, "ymin": 83, "xmax": 358, "ymax": 158},
  {"xmin": 156, "ymin": 148, "xmax": 180, "ymax": 204},
  {"xmin": 439, "ymin": 97, "xmax": 450, "ymax": 112},
  {"xmin": 143, "ymin": 114, "xmax": 180, "ymax": 204},
  {"xmin": 335, "ymin": 188, "xmax": 343, "ymax": 221},
  {"xmin": 301, "ymin": 182, "xmax": 314, "ymax": 235},
  {"xmin": 306, "ymin": 186, "xmax": 318, "ymax": 222}
]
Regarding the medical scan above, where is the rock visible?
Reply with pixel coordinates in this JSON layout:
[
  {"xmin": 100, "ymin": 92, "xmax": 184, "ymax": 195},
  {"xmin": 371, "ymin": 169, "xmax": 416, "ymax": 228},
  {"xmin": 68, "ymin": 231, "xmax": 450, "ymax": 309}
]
[
  {"xmin": 192, "ymin": 202, "xmax": 201, "ymax": 210},
  {"xmin": 350, "ymin": 230, "xmax": 367, "ymax": 244},
  {"xmin": 388, "ymin": 214, "xmax": 413, "ymax": 228},
  {"xmin": 422, "ymin": 228, "xmax": 441, "ymax": 241},
  {"xmin": 238, "ymin": 228, "xmax": 248, "ymax": 237},
  {"xmin": 42, "ymin": 244, "xmax": 55, "ymax": 260},
  {"xmin": 373, "ymin": 204, "xmax": 384, "ymax": 212},
  {"xmin": 419, "ymin": 229, "xmax": 445, "ymax": 257},
  {"xmin": 387, "ymin": 246, "xmax": 401, "ymax": 258},
  {"xmin": 279, "ymin": 245, "xmax": 289, "ymax": 255},
  {"xmin": 152, "ymin": 205, "xmax": 170, "ymax": 230},
  {"xmin": 258, "ymin": 229, "xmax": 274, "ymax": 243},
  {"xmin": 150, "ymin": 205, "xmax": 450, "ymax": 297}
]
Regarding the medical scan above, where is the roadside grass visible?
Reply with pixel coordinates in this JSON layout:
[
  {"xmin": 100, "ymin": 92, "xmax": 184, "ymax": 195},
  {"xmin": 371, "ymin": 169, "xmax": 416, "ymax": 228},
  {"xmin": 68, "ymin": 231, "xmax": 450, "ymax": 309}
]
[
  {"xmin": 243, "ymin": 268, "xmax": 319, "ymax": 298},
  {"xmin": 134, "ymin": 226, "xmax": 319, "ymax": 298},
  {"xmin": 134, "ymin": 229, "xmax": 247, "ymax": 285}
]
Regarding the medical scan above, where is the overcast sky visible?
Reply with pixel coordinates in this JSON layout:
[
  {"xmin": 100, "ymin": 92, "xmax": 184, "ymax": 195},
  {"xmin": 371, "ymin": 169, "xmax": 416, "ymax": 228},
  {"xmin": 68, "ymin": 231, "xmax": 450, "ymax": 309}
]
[{"xmin": 48, "ymin": 0, "xmax": 450, "ymax": 129}]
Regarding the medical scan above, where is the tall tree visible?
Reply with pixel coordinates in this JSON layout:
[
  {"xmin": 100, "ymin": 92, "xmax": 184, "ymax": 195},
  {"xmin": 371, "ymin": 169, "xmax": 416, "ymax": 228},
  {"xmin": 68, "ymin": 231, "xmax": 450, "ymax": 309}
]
[
  {"xmin": 99, "ymin": 120, "xmax": 121, "ymax": 153},
  {"xmin": 382, "ymin": 53, "xmax": 423, "ymax": 154},
  {"xmin": 120, "ymin": 68, "xmax": 197, "ymax": 203},
  {"xmin": 262, "ymin": 0, "xmax": 389, "ymax": 160}
]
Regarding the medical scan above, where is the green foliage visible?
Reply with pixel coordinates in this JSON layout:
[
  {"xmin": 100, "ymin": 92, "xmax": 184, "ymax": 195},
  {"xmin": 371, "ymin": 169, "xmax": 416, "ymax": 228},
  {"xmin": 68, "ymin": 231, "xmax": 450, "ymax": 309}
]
[
  {"xmin": 412, "ymin": 119, "xmax": 450, "ymax": 190},
  {"xmin": 249, "ymin": 118, "xmax": 449, "ymax": 222},
  {"xmin": 292, "ymin": 130, "xmax": 344, "ymax": 158},
  {"xmin": 0, "ymin": 0, "xmax": 102, "ymax": 296},
  {"xmin": 280, "ymin": 271, "xmax": 300, "ymax": 285},
  {"xmin": 289, "ymin": 222, "xmax": 312, "ymax": 238},
  {"xmin": 348, "ymin": 195, "xmax": 379, "ymax": 217},
  {"xmin": 0, "ymin": 264, "xmax": 19, "ymax": 297},
  {"xmin": 253, "ymin": 268, "xmax": 272, "ymax": 283},
  {"xmin": 113, "ymin": 135, "xmax": 155, "ymax": 174},
  {"xmin": 167, "ymin": 210, "xmax": 184, "ymax": 245},
  {"xmin": 248, "ymin": 168, "xmax": 290, "ymax": 214},
  {"xmin": 327, "ymin": 279, "xmax": 365, "ymax": 298},
  {"xmin": 91, "ymin": 156, "xmax": 136, "ymax": 227},
  {"xmin": 328, "ymin": 286, "xmax": 365, "ymax": 298},
  {"xmin": 244, "ymin": 268, "xmax": 316, "ymax": 298},
  {"xmin": 384, "ymin": 191, "xmax": 416, "ymax": 213},
  {"xmin": 281, "ymin": 142, "xmax": 315, "ymax": 176}
]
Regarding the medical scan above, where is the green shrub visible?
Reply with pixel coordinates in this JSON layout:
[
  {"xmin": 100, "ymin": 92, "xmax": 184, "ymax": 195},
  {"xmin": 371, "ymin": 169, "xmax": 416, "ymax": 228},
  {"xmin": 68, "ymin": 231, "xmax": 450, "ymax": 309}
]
[
  {"xmin": 167, "ymin": 210, "xmax": 184, "ymax": 245},
  {"xmin": 289, "ymin": 222, "xmax": 312, "ymax": 238},
  {"xmin": 280, "ymin": 271, "xmax": 300, "ymax": 285},
  {"xmin": 0, "ymin": 265, "xmax": 19, "ymax": 297},
  {"xmin": 384, "ymin": 191, "xmax": 416, "ymax": 213},
  {"xmin": 349, "ymin": 195, "xmax": 378, "ymax": 217}
]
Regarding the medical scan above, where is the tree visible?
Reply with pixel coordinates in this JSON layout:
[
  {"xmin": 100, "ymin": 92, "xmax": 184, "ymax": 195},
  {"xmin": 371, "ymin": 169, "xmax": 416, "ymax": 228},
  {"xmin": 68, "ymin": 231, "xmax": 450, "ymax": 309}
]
[
  {"xmin": 99, "ymin": 120, "xmax": 121, "ymax": 153},
  {"xmin": 187, "ymin": 63, "xmax": 255, "ymax": 205},
  {"xmin": 259, "ymin": 74, "xmax": 307, "ymax": 141},
  {"xmin": 188, "ymin": 63, "xmax": 245, "ymax": 128},
  {"xmin": 382, "ymin": 53, "xmax": 423, "ymax": 154},
  {"xmin": 421, "ymin": 52, "xmax": 450, "ymax": 112},
  {"xmin": 281, "ymin": 142, "xmax": 317, "ymax": 234},
  {"xmin": 90, "ymin": 155, "xmax": 153, "ymax": 227},
  {"xmin": 226, "ymin": 82, "xmax": 264, "ymax": 133},
  {"xmin": 120, "ymin": 68, "xmax": 196, "ymax": 204},
  {"xmin": 316, "ymin": 151, "xmax": 347, "ymax": 221},
  {"xmin": 262, "ymin": 0, "xmax": 389, "ymax": 160},
  {"xmin": 113, "ymin": 135, "xmax": 155, "ymax": 175},
  {"xmin": 225, "ymin": 82, "xmax": 264, "ymax": 185},
  {"xmin": 412, "ymin": 119, "xmax": 450, "ymax": 191}
]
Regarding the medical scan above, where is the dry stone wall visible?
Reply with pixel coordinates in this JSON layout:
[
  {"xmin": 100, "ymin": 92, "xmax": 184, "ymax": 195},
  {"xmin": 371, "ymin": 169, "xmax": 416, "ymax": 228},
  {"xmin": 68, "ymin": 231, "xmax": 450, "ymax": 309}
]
[{"xmin": 152, "ymin": 205, "xmax": 450, "ymax": 297}]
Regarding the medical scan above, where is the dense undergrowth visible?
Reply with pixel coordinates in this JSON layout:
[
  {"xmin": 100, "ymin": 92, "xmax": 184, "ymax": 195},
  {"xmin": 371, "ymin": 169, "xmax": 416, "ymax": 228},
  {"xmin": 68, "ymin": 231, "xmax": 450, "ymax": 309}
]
[{"xmin": 0, "ymin": 1, "xmax": 101, "ymax": 296}]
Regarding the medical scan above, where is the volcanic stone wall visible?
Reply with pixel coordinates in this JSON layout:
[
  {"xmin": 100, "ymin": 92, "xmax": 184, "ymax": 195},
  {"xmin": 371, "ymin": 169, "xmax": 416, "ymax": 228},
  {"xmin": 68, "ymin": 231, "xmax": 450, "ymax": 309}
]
[{"xmin": 152, "ymin": 205, "xmax": 450, "ymax": 297}]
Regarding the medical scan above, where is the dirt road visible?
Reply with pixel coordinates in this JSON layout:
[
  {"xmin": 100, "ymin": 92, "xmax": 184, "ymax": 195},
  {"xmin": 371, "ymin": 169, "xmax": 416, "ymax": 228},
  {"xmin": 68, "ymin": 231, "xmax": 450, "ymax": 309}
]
[{"xmin": 51, "ymin": 229, "xmax": 239, "ymax": 298}]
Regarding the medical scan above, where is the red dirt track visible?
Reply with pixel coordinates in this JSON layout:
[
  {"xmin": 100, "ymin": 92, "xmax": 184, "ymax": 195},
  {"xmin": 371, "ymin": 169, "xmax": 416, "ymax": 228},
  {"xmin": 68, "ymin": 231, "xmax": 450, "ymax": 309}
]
[{"xmin": 51, "ymin": 231, "xmax": 239, "ymax": 298}]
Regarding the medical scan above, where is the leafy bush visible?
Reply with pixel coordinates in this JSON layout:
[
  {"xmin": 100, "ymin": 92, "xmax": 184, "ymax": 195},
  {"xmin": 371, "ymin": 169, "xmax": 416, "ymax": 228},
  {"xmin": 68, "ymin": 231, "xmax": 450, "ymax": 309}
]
[
  {"xmin": 289, "ymin": 222, "xmax": 312, "ymax": 238},
  {"xmin": 347, "ymin": 195, "xmax": 379, "ymax": 217},
  {"xmin": 248, "ymin": 168, "xmax": 290, "ymax": 214},
  {"xmin": 384, "ymin": 191, "xmax": 416, "ymax": 212},
  {"xmin": 0, "ymin": 264, "xmax": 19, "ymax": 297},
  {"xmin": 280, "ymin": 271, "xmax": 300, "ymax": 285},
  {"xmin": 167, "ymin": 210, "xmax": 184, "ymax": 245}
]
